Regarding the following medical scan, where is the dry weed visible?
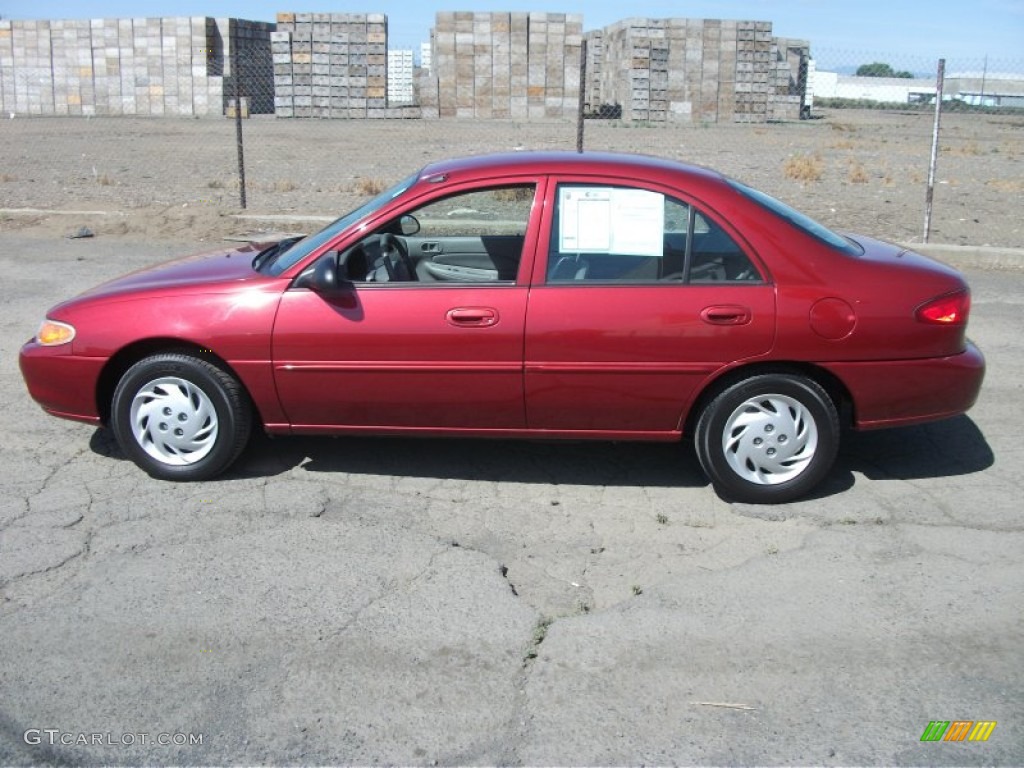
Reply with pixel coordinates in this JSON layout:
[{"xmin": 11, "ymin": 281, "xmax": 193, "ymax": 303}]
[
  {"xmin": 830, "ymin": 139, "xmax": 857, "ymax": 150},
  {"xmin": 985, "ymin": 178, "xmax": 1023, "ymax": 193},
  {"xmin": 847, "ymin": 163, "xmax": 870, "ymax": 184},
  {"xmin": 96, "ymin": 174, "xmax": 115, "ymax": 186},
  {"xmin": 271, "ymin": 179, "xmax": 299, "ymax": 192},
  {"xmin": 0, "ymin": 172, "xmax": 16, "ymax": 182},
  {"xmin": 942, "ymin": 141, "xmax": 982, "ymax": 156},
  {"xmin": 783, "ymin": 153, "xmax": 824, "ymax": 183},
  {"xmin": 830, "ymin": 122, "xmax": 857, "ymax": 133},
  {"xmin": 492, "ymin": 187, "xmax": 533, "ymax": 202},
  {"xmin": 352, "ymin": 177, "xmax": 386, "ymax": 196}
]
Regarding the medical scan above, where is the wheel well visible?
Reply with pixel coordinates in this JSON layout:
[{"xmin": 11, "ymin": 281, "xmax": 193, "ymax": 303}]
[
  {"xmin": 95, "ymin": 340, "xmax": 260, "ymax": 425},
  {"xmin": 682, "ymin": 361, "xmax": 854, "ymax": 438}
]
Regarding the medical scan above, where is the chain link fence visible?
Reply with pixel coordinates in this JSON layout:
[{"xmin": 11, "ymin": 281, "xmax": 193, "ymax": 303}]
[{"xmin": 1, "ymin": 43, "xmax": 1021, "ymax": 248}]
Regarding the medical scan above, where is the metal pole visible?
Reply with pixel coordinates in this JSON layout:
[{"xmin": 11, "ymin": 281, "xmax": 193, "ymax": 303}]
[
  {"xmin": 576, "ymin": 38, "xmax": 587, "ymax": 153},
  {"xmin": 233, "ymin": 49, "xmax": 247, "ymax": 210},
  {"xmin": 923, "ymin": 58, "xmax": 945, "ymax": 244},
  {"xmin": 979, "ymin": 55, "xmax": 987, "ymax": 107}
]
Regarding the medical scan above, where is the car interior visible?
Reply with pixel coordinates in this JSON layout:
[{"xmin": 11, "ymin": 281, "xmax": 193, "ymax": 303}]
[{"xmin": 325, "ymin": 183, "xmax": 762, "ymax": 287}]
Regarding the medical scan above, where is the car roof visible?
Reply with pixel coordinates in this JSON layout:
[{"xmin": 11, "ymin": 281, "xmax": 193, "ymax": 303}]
[{"xmin": 417, "ymin": 150, "xmax": 726, "ymax": 186}]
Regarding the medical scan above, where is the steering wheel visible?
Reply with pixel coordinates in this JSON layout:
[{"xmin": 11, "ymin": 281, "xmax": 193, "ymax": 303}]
[{"xmin": 379, "ymin": 233, "xmax": 416, "ymax": 281}]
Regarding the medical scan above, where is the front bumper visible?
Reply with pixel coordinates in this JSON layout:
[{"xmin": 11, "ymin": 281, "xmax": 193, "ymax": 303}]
[{"xmin": 19, "ymin": 340, "xmax": 105, "ymax": 425}]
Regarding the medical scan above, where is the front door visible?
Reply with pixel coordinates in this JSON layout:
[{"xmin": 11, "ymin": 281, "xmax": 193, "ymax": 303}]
[{"xmin": 272, "ymin": 181, "xmax": 540, "ymax": 432}]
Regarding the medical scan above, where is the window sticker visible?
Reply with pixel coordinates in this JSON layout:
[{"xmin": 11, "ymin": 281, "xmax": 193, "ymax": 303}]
[{"xmin": 559, "ymin": 187, "xmax": 665, "ymax": 257}]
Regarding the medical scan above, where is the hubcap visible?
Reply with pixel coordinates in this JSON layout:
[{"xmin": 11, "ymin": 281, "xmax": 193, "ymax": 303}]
[
  {"xmin": 722, "ymin": 394, "xmax": 818, "ymax": 485},
  {"xmin": 130, "ymin": 377, "xmax": 218, "ymax": 465}
]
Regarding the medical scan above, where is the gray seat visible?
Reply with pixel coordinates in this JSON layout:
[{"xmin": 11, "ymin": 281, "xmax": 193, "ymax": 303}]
[{"xmin": 549, "ymin": 255, "xmax": 590, "ymax": 281}]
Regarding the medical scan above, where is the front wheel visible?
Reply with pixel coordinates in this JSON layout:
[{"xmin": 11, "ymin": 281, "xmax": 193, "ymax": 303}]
[
  {"xmin": 694, "ymin": 373, "xmax": 839, "ymax": 504},
  {"xmin": 111, "ymin": 353, "xmax": 252, "ymax": 481}
]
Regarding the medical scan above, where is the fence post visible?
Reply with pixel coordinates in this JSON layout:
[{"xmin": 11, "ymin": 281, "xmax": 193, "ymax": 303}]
[
  {"xmin": 233, "ymin": 49, "xmax": 247, "ymax": 210},
  {"xmin": 923, "ymin": 58, "xmax": 945, "ymax": 243},
  {"xmin": 576, "ymin": 38, "xmax": 587, "ymax": 153}
]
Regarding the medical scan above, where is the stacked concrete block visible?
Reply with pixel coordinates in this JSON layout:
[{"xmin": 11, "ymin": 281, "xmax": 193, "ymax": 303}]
[
  {"xmin": 8, "ymin": 20, "xmax": 56, "ymax": 115},
  {"xmin": 589, "ymin": 16, "xmax": 800, "ymax": 124},
  {"xmin": 274, "ymin": 12, "xmax": 415, "ymax": 118},
  {"xmin": 430, "ymin": 11, "xmax": 581, "ymax": 121},
  {"xmin": 0, "ymin": 16, "xmax": 272, "ymax": 117},
  {"xmin": 733, "ymin": 21, "xmax": 772, "ymax": 123},
  {"xmin": 0, "ymin": 22, "xmax": 15, "ymax": 111},
  {"xmin": 209, "ymin": 17, "xmax": 275, "ymax": 114},
  {"xmin": 767, "ymin": 37, "xmax": 810, "ymax": 120},
  {"xmin": 583, "ymin": 29, "xmax": 603, "ymax": 114}
]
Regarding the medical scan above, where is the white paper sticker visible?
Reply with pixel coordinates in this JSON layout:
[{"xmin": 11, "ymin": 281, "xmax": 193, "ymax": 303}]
[{"xmin": 559, "ymin": 186, "xmax": 664, "ymax": 257}]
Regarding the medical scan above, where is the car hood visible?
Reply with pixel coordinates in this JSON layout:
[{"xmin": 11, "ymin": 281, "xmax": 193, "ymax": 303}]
[{"xmin": 68, "ymin": 241, "xmax": 276, "ymax": 304}]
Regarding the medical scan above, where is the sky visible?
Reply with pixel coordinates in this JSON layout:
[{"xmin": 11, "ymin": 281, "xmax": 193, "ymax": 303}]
[{"xmin": 3, "ymin": 0, "xmax": 1022, "ymax": 72}]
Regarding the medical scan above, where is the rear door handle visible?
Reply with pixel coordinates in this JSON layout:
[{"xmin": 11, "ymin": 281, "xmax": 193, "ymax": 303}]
[
  {"xmin": 446, "ymin": 307, "xmax": 499, "ymax": 327},
  {"xmin": 700, "ymin": 305, "xmax": 752, "ymax": 325}
]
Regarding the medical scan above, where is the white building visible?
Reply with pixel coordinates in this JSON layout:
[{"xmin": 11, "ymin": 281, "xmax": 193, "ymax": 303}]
[
  {"xmin": 812, "ymin": 71, "xmax": 935, "ymax": 104},
  {"xmin": 812, "ymin": 69, "xmax": 1024, "ymax": 107}
]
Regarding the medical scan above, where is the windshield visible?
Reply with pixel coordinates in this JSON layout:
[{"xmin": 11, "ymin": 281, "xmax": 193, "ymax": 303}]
[
  {"xmin": 728, "ymin": 179, "xmax": 864, "ymax": 256},
  {"xmin": 260, "ymin": 171, "xmax": 420, "ymax": 275}
]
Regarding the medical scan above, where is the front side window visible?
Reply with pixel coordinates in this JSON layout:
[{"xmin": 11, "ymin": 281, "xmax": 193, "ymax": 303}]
[
  {"xmin": 547, "ymin": 183, "xmax": 762, "ymax": 284},
  {"xmin": 262, "ymin": 172, "xmax": 418, "ymax": 275},
  {"xmin": 339, "ymin": 184, "xmax": 536, "ymax": 284}
]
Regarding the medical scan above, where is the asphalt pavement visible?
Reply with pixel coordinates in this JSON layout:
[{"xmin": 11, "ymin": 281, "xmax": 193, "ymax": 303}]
[{"xmin": 0, "ymin": 233, "xmax": 1021, "ymax": 766}]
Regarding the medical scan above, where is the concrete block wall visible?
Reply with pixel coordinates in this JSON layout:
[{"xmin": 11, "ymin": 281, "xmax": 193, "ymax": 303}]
[
  {"xmin": 426, "ymin": 11, "xmax": 582, "ymax": 121},
  {"xmin": 768, "ymin": 37, "xmax": 810, "ymax": 120},
  {"xmin": 589, "ymin": 17, "xmax": 806, "ymax": 124},
  {"xmin": 0, "ymin": 17, "xmax": 273, "ymax": 116},
  {"xmin": 273, "ymin": 12, "xmax": 418, "ymax": 119}
]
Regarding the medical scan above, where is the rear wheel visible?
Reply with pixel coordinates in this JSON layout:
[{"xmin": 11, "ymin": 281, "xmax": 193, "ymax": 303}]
[
  {"xmin": 111, "ymin": 353, "xmax": 252, "ymax": 481},
  {"xmin": 694, "ymin": 373, "xmax": 839, "ymax": 504}
]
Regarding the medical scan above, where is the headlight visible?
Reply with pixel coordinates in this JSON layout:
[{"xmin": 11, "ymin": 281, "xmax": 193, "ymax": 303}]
[{"xmin": 36, "ymin": 320, "xmax": 76, "ymax": 346}]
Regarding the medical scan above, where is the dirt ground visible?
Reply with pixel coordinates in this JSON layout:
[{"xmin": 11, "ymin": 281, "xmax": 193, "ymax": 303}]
[{"xmin": 1, "ymin": 109, "xmax": 1022, "ymax": 248}]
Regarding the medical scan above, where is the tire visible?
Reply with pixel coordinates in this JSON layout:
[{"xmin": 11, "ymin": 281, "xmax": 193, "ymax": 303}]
[
  {"xmin": 110, "ymin": 353, "xmax": 252, "ymax": 481},
  {"xmin": 694, "ymin": 373, "xmax": 839, "ymax": 504}
]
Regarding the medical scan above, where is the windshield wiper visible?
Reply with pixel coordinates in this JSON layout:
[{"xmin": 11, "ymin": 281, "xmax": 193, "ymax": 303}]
[{"xmin": 252, "ymin": 236, "xmax": 303, "ymax": 272}]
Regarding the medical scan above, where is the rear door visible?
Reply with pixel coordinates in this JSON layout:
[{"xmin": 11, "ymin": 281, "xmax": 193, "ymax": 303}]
[{"xmin": 524, "ymin": 179, "xmax": 776, "ymax": 435}]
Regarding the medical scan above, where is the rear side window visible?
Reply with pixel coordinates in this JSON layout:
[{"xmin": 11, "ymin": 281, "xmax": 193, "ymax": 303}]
[
  {"xmin": 729, "ymin": 179, "xmax": 864, "ymax": 256},
  {"xmin": 547, "ymin": 183, "xmax": 762, "ymax": 284}
]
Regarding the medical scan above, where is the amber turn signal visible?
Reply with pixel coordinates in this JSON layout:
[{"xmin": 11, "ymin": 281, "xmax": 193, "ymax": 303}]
[{"xmin": 37, "ymin": 320, "xmax": 76, "ymax": 346}]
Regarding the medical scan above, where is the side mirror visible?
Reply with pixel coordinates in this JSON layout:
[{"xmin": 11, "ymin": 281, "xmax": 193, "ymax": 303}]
[
  {"xmin": 295, "ymin": 252, "xmax": 349, "ymax": 292},
  {"xmin": 399, "ymin": 214, "xmax": 420, "ymax": 236}
]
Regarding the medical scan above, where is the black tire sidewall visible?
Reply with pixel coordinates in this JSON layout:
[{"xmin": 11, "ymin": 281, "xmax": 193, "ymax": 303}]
[
  {"xmin": 696, "ymin": 374, "xmax": 839, "ymax": 504},
  {"xmin": 111, "ymin": 354, "xmax": 249, "ymax": 481}
]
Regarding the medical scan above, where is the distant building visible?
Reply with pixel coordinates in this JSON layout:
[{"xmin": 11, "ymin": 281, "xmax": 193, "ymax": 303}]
[
  {"xmin": 812, "ymin": 72, "xmax": 935, "ymax": 103},
  {"xmin": 812, "ymin": 70, "xmax": 1024, "ymax": 107}
]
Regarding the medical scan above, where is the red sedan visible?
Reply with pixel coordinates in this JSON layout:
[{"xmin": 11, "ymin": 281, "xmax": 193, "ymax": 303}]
[{"xmin": 19, "ymin": 152, "xmax": 984, "ymax": 503}]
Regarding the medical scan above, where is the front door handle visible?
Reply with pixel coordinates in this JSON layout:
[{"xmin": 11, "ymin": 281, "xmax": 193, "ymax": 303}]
[
  {"xmin": 700, "ymin": 305, "xmax": 752, "ymax": 325},
  {"xmin": 446, "ymin": 307, "xmax": 499, "ymax": 327}
]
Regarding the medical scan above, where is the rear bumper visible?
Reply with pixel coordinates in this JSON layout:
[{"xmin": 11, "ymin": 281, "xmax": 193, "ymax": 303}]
[
  {"xmin": 19, "ymin": 341, "xmax": 105, "ymax": 424},
  {"xmin": 822, "ymin": 341, "xmax": 985, "ymax": 429}
]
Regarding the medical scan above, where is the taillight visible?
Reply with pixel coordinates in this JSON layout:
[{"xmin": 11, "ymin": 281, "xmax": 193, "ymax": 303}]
[{"xmin": 916, "ymin": 290, "xmax": 970, "ymax": 325}]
